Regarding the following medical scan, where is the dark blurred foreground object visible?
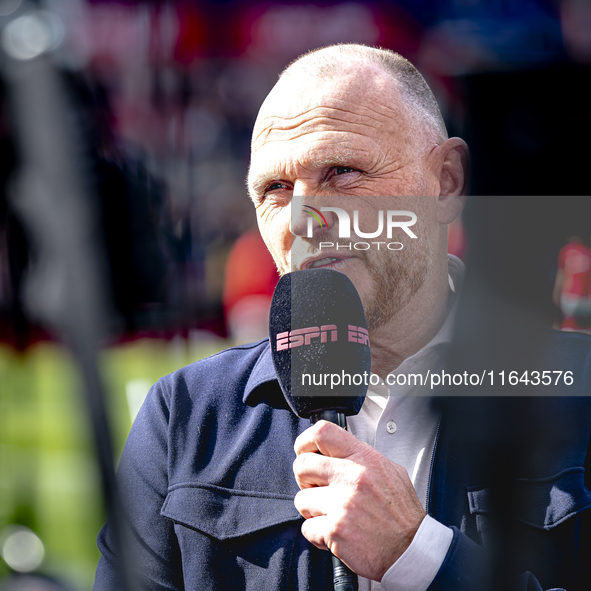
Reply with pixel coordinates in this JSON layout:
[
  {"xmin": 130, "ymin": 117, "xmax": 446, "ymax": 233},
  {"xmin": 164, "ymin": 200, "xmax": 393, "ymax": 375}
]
[
  {"xmin": 459, "ymin": 63, "xmax": 591, "ymax": 327},
  {"xmin": 405, "ymin": 53, "xmax": 591, "ymax": 591},
  {"xmin": 95, "ymin": 157, "xmax": 170, "ymax": 333},
  {"xmin": 456, "ymin": 53, "xmax": 591, "ymax": 336},
  {"xmin": 0, "ymin": 72, "xmax": 173, "ymax": 349},
  {"xmin": 442, "ymin": 196, "xmax": 591, "ymax": 590},
  {"xmin": 463, "ymin": 64, "xmax": 591, "ymax": 198},
  {"xmin": 0, "ymin": 5, "xmax": 140, "ymax": 590}
]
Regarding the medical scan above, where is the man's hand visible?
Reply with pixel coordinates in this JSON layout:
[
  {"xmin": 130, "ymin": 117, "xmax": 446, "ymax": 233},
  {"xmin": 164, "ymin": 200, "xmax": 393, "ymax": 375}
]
[{"xmin": 293, "ymin": 420, "xmax": 426, "ymax": 581}]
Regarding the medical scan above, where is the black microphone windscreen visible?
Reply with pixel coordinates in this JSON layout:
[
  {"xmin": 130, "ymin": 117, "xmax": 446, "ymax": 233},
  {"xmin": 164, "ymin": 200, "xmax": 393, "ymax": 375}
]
[{"xmin": 270, "ymin": 269, "xmax": 370, "ymax": 419}]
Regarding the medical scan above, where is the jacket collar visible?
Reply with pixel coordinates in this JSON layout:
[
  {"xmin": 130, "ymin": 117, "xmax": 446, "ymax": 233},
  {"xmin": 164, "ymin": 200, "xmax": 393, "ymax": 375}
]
[{"xmin": 243, "ymin": 341, "xmax": 283, "ymax": 406}]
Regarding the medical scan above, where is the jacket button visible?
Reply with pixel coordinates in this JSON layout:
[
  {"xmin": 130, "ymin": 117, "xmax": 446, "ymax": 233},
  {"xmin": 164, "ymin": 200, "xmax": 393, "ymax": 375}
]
[{"xmin": 386, "ymin": 421, "xmax": 397, "ymax": 434}]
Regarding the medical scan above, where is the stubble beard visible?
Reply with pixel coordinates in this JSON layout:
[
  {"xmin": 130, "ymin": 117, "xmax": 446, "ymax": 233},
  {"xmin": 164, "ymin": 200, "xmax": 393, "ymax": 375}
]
[
  {"xmin": 285, "ymin": 230, "xmax": 435, "ymax": 332},
  {"xmin": 362, "ymin": 235, "xmax": 434, "ymax": 331}
]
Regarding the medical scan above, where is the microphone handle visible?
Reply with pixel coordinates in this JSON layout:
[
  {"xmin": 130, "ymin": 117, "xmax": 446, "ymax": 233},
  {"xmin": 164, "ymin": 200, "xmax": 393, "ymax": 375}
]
[{"xmin": 310, "ymin": 411, "xmax": 359, "ymax": 591}]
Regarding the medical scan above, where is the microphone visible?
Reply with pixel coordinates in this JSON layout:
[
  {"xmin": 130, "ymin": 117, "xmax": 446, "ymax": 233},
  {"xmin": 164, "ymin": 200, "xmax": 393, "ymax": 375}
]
[
  {"xmin": 270, "ymin": 268, "xmax": 370, "ymax": 421},
  {"xmin": 270, "ymin": 269, "xmax": 371, "ymax": 591}
]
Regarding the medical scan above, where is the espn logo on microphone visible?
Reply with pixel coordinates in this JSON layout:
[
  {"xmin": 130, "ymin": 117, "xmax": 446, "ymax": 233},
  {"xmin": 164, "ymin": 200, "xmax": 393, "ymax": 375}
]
[
  {"xmin": 348, "ymin": 325, "xmax": 369, "ymax": 346},
  {"xmin": 276, "ymin": 324, "xmax": 369, "ymax": 350}
]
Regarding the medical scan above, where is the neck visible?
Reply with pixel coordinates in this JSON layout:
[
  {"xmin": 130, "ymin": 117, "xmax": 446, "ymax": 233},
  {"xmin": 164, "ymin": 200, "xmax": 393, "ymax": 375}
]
[{"xmin": 369, "ymin": 258, "xmax": 452, "ymax": 379}]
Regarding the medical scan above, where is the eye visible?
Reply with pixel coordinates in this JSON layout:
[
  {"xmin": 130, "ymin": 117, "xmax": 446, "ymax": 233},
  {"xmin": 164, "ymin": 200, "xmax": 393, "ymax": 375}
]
[
  {"xmin": 334, "ymin": 166, "xmax": 357, "ymax": 175},
  {"xmin": 264, "ymin": 181, "xmax": 290, "ymax": 195}
]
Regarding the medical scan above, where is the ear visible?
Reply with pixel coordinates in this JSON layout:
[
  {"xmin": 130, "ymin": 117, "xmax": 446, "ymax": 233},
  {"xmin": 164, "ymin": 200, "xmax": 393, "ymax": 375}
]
[{"xmin": 433, "ymin": 137, "xmax": 470, "ymax": 224}]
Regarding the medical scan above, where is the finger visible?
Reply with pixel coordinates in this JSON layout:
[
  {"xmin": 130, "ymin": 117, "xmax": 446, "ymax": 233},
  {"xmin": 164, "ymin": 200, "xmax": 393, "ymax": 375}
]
[
  {"xmin": 300, "ymin": 515, "xmax": 330, "ymax": 552},
  {"xmin": 293, "ymin": 452, "xmax": 354, "ymax": 489},
  {"xmin": 294, "ymin": 420, "xmax": 369, "ymax": 458},
  {"xmin": 294, "ymin": 486, "xmax": 340, "ymax": 519}
]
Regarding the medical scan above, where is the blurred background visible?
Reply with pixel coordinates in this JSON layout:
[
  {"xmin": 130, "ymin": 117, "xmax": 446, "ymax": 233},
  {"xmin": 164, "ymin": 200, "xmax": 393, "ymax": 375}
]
[{"xmin": 0, "ymin": 0, "xmax": 590, "ymax": 588}]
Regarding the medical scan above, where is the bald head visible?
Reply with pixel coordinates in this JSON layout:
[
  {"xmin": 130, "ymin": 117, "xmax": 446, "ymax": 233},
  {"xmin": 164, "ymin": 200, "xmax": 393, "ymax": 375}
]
[{"xmin": 279, "ymin": 44, "xmax": 448, "ymax": 146}]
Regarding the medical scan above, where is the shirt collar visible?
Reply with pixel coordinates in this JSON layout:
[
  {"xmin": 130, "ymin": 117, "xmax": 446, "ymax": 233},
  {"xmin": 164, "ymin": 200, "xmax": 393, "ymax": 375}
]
[
  {"xmin": 243, "ymin": 343, "xmax": 281, "ymax": 406},
  {"xmin": 423, "ymin": 254, "xmax": 465, "ymax": 351}
]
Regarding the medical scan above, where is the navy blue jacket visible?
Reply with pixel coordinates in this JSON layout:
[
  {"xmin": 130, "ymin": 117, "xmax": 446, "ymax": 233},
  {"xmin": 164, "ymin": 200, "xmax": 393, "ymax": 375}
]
[{"xmin": 94, "ymin": 330, "xmax": 591, "ymax": 591}]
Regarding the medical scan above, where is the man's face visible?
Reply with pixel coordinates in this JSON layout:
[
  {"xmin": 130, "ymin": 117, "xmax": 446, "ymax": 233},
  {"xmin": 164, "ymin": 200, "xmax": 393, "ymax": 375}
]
[{"xmin": 248, "ymin": 63, "xmax": 442, "ymax": 329}]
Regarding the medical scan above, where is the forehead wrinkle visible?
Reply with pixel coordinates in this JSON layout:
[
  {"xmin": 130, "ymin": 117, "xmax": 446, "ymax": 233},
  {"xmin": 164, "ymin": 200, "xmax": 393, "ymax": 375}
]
[
  {"xmin": 257, "ymin": 111, "xmax": 381, "ymax": 138},
  {"xmin": 253, "ymin": 98, "xmax": 407, "ymax": 147},
  {"xmin": 257, "ymin": 101, "xmax": 401, "ymax": 128},
  {"xmin": 252, "ymin": 113, "xmax": 377, "ymax": 149},
  {"xmin": 254, "ymin": 129, "xmax": 389, "ymax": 156},
  {"xmin": 264, "ymin": 116, "xmax": 390, "ymax": 146},
  {"xmin": 254, "ymin": 134, "xmax": 375, "ymax": 169}
]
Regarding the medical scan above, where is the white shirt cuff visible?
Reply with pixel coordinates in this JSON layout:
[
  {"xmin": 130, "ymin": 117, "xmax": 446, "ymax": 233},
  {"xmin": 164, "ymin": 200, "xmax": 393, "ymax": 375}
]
[{"xmin": 380, "ymin": 515, "xmax": 453, "ymax": 591}]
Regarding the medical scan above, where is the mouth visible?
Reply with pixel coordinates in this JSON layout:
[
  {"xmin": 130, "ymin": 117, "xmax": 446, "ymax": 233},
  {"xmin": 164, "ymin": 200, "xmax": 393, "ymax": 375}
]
[
  {"xmin": 309, "ymin": 257, "xmax": 338, "ymax": 269},
  {"xmin": 300, "ymin": 254, "xmax": 356, "ymax": 271}
]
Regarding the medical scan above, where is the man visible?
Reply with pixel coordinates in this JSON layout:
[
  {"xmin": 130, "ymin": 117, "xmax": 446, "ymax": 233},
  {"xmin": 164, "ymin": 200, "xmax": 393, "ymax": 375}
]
[
  {"xmin": 95, "ymin": 44, "xmax": 591, "ymax": 591},
  {"xmin": 248, "ymin": 43, "xmax": 467, "ymax": 588}
]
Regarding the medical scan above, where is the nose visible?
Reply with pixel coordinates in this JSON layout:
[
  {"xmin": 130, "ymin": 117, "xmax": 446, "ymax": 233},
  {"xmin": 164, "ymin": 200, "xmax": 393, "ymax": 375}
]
[{"xmin": 289, "ymin": 194, "xmax": 336, "ymax": 238}]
